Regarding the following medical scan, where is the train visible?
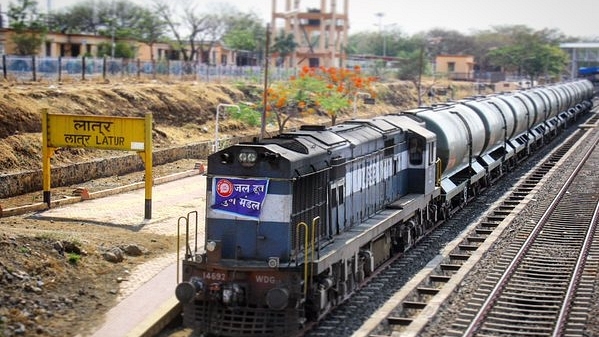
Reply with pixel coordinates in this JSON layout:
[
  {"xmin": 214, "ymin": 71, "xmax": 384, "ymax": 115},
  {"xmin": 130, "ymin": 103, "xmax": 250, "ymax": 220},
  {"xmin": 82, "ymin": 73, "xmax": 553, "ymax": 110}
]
[{"xmin": 175, "ymin": 79, "xmax": 595, "ymax": 337}]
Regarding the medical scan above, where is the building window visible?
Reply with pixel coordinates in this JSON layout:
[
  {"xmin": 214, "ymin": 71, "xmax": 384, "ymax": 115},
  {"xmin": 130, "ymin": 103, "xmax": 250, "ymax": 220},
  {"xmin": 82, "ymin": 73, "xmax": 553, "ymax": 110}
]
[
  {"xmin": 447, "ymin": 62, "xmax": 455, "ymax": 72},
  {"xmin": 221, "ymin": 54, "xmax": 227, "ymax": 65}
]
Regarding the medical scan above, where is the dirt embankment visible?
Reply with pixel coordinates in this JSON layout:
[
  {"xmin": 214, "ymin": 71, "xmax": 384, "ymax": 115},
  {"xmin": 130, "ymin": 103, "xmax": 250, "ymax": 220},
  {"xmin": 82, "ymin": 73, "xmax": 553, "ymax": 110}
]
[{"xmin": 3, "ymin": 78, "xmax": 472, "ymax": 176}]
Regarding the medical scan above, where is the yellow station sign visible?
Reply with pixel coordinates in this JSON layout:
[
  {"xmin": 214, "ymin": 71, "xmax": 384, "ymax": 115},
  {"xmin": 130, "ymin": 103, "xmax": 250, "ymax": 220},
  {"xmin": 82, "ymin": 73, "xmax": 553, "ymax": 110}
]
[
  {"xmin": 46, "ymin": 113, "xmax": 147, "ymax": 151},
  {"xmin": 41, "ymin": 110, "xmax": 154, "ymax": 219}
]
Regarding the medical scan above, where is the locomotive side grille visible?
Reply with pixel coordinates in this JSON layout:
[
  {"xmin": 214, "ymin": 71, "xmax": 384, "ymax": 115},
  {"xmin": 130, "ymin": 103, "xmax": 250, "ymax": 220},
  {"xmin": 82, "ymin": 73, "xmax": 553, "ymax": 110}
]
[
  {"xmin": 184, "ymin": 302, "xmax": 300, "ymax": 337},
  {"xmin": 291, "ymin": 168, "xmax": 329, "ymax": 253}
]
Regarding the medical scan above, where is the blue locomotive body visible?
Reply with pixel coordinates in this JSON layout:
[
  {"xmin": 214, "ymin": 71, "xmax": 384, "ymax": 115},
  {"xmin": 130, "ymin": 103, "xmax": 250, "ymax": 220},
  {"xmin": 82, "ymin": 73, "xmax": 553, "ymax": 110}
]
[{"xmin": 175, "ymin": 80, "xmax": 594, "ymax": 336}]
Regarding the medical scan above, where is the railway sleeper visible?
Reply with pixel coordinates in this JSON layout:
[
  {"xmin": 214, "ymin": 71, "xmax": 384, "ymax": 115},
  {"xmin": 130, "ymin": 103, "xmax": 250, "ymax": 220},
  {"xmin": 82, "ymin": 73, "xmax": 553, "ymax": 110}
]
[
  {"xmin": 440, "ymin": 263, "xmax": 462, "ymax": 272},
  {"xmin": 508, "ymin": 195, "xmax": 526, "ymax": 201},
  {"xmin": 497, "ymin": 204, "xmax": 516, "ymax": 211},
  {"xmin": 488, "ymin": 311, "xmax": 558, "ymax": 321},
  {"xmin": 458, "ymin": 244, "xmax": 479, "ymax": 251},
  {"xmin": 480, "ymin": 220, "xmax": 500, "ymax": 227},
  {"xmin": 467, "ymin": 236, "xmax": 486, "ymax": 243},
  {"xmin": 565, "ymin": 314, "xmax": 588, "ymax": 322},
  {"xmin": 417, "ymin": 287, "xmax": 440, "ymax": 296},
  {"xmin": 481, "ymin": 324, "xmax": 553, "ymax": 335},
  {"xmin": 491, "ymin": 210, "xmax": 512, "ymax": 217},
  {"xmin": 428, "ymin": 274, "xmax": 451, "ymax": 282},
  {"xmin": 502, "ymin": 200, "xmax": 521, "ymax": 206},
  {"xmin": 475, "ymin": 228, "xmax": 493, "ymax": 235},
  {"xmin": 387, "ymin": 316, "xmax": 413, "ymax": 326},
  {"xmin": 402, "ymin": 301, "xmax": 427, "ymax": 310},
  {"xmin": 516, "ymin": 187, "xmax": 534, "ymax": 192},
  {"xmin": 449, "ymin": 253, "xmax": 471, "ymax": 261}
]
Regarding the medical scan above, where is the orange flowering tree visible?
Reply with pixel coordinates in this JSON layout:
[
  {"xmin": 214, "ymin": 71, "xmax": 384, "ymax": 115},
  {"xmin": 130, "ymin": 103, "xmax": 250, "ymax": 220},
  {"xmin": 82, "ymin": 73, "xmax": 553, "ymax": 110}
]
[
  {"xmin": 261, "ymin": 65, "xmax": 377, "ymax": 133},
  {"xmin": 313, "ymin": 65, "xmax": 377, "ymax": 125}
]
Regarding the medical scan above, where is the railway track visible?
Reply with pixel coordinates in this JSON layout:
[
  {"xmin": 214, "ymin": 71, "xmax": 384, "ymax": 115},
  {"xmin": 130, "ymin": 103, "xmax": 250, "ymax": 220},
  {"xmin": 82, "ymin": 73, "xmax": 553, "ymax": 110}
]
[
  {"xmin": 454, "ymin": 129, "xmax": 599, "ymax": 336},
  {"xmin": 324, "ymin": 111, "xmax": 599, "ymax": 337}
]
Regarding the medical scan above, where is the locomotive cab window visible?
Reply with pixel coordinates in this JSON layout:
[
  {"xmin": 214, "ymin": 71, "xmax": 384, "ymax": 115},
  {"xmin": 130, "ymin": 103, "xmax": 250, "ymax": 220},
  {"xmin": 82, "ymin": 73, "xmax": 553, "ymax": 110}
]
[{"xmin": 409, "ymin": 137, "xmax": 424, "ymax": 165}]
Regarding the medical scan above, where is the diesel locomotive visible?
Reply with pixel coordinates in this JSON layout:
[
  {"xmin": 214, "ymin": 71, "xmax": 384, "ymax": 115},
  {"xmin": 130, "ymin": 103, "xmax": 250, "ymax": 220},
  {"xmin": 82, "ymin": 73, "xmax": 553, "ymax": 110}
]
[{"xmin": 175, "ymin": 79, "xmax": 595, "ymax": 336}]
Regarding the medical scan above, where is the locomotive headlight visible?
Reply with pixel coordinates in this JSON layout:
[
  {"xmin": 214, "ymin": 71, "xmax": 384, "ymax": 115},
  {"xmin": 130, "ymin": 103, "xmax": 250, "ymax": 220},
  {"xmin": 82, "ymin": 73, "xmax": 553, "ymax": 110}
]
[
  {"xmin": 206, "ymin": 240, "xmax": 217, "ymax": 252},
  {"xmin": 238, "ymin": 149, "xmax": 258, "ymax": 167}
]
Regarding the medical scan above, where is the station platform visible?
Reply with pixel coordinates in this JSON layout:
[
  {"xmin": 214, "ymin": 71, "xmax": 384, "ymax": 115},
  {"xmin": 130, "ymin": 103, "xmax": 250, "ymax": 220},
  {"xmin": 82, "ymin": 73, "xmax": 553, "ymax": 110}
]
[{"xmin": 28, "ymin": 172, "xmax": 207, "ymax": 337}]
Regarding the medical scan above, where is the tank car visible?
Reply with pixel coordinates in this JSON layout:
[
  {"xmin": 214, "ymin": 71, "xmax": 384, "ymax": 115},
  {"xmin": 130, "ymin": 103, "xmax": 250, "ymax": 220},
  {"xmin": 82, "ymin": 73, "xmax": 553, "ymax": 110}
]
[{"xmin": 175, "ymin": 79, "xmax": 594, "ymax": 337}]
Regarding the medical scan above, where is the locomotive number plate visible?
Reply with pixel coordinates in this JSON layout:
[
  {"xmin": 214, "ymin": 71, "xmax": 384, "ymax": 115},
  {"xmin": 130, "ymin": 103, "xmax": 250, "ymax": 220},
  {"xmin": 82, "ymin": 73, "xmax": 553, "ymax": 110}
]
[{"xmin": 201, "ymin": 271, "xmax": 226, "ymax": 281}]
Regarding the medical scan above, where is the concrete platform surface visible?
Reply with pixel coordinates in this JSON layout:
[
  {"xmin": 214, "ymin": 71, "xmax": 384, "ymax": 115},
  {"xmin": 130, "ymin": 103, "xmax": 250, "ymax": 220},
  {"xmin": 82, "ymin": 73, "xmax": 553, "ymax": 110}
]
[{"xmin": 31, "ymin": 174, "xmax": 207, "ymax": 337}]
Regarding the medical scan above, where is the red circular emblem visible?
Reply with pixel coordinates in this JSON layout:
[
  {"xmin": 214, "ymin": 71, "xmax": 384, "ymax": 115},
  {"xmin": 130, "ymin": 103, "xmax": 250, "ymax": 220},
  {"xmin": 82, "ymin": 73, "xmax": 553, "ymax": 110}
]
[{"xmin": 216, "ymin": 179, "xmax": 234, "ymax": 198}]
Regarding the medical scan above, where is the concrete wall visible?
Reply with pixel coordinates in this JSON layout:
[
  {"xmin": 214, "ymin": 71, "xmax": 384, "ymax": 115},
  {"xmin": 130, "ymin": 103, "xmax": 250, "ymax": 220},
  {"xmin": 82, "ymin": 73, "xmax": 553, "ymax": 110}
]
[{"xmin": 0, "ymin": 135, "xmax": 255, "ymax": 199}]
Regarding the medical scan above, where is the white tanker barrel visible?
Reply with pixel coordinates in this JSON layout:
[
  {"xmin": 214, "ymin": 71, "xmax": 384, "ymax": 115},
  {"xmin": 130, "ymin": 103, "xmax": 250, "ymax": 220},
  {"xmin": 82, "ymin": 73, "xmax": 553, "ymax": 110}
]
[
  {"xmin": 486, "ymin": 96, "xmax": 517, "ymax": 140},
  {"xmin": 462, "ymin": 99, "xmax": 508, "ymax": 153},
  {"xmin": 535, "ymin": 87, "xmax": 561, "ymax": 120},
  {"xmin": 521, "ymin": 90, "xmax": 548, "ymax": 125},
  {"xmin": 414, "ymin": 104, "xmax": 486, "ymax": 178},
  {"xmin": 511, "ymin": 92, "xmax": 538, "ymax": 129},
  {"xmin": 495, "ymin": 95, "xmax": 530, "ymax": 137}
]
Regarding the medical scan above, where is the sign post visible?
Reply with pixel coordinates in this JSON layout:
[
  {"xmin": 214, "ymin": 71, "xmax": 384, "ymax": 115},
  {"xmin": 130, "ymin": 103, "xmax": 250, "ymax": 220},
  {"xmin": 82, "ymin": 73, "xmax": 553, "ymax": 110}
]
[{"xmin": 41, "ymin": 109, "xmax": 154, "ymax": 219}]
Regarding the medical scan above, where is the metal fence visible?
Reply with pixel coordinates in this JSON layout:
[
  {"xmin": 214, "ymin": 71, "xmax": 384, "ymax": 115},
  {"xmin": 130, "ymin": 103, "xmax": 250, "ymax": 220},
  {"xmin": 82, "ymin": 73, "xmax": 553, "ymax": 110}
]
[{"xmin": 1, "ymin": 55, "xmax": 299, "ymax": 83}]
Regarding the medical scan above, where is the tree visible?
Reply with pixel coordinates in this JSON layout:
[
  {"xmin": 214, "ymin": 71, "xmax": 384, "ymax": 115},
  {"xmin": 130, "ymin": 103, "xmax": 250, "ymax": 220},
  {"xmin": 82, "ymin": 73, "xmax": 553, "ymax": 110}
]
[
  {"xmin": 8, "ymin": 0, "xmax": 46, "ymax": 55},
  {"xmin": 486, "ymin": 28, "xmax": 569, "ymax": 84},
  {"xmin": 155, "ymin": 1, "xmax": 228, "ymax": 64},
  {"xmin": 136, "ymin": 8, "xmax": 167, "ymax": 61},
  {"xmin": 48, "ymin": 1, "xmax": 99, "ymax": 34},
  {"xmin": 221, "ymin": 11, "xmax": 265, "ymax": 65},
  {"xmin": 271, "ymin": 30, "xmax": 297, "ymax": 67},
  {"xmin": 261, "ymin": 66, "xmax": 377, "ymax": 131}
]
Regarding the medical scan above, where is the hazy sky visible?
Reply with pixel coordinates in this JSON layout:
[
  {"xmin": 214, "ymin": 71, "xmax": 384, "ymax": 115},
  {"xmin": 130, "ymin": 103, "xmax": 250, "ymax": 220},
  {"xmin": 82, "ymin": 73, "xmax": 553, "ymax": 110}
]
[{"xmin": 1, "ymin": 0, "xmax": 597, "ymax": 39}]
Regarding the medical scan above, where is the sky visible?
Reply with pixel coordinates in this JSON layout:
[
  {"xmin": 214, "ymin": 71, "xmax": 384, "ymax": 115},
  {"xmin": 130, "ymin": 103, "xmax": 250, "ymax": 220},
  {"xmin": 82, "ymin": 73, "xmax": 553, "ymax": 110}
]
[{"xmin": 0, "ymin": 0, "xmax": 597, "ymax": 39}]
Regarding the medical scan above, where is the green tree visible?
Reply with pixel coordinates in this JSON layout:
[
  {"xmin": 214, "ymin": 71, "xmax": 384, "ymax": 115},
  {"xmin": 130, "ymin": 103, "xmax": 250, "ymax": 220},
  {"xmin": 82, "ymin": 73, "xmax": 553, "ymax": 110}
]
[
  {"xmin": 222, "ymin": 11, "xmax": 263, "ymax": 51},
  {"xmin": 8, "ymin": 0, "xmax": 47, "ymax": 55},
  {"xmin": 136, "ymin": 8, "xmax": 167, "ymax": 61},
  {"xmin": 97, "ymin": 41, "xmax": 135, "ymax": 59},
  {"xmin": 486, "ymin": 29, "xmax": 568, "ymax": 84},
  {"xmin": 271, "ymin": 30, "xmax": 297, "ymax": 67},
  {"xmin": 221, "ymin": 11, "xmax": 265, "ymax": 65}
]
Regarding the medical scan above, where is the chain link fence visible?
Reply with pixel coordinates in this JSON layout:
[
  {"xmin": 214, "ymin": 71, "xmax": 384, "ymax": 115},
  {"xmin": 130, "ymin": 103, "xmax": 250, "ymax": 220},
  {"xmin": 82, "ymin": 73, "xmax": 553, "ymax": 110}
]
[{"xmin": 1, "ymin": 55, "xmax": 300, "ymax": 83}]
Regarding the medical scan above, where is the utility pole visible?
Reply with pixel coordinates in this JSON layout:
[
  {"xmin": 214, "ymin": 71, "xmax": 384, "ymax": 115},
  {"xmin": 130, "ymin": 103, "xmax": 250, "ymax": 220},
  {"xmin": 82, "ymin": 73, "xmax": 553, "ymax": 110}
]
[{"xmin": 260, "ymin": 23, "xmax": 272, "ymax": 142}]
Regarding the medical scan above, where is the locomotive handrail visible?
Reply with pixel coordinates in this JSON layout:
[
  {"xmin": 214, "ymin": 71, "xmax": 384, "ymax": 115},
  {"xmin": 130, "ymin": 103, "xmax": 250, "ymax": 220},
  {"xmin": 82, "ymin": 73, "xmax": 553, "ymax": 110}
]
[
  {"xmin": 176, "ymin": 210, "xmax": 199, "ymax": 283},
  {"xmin": 296, "ymin": 221, "xmax": 310, "ymax": 297},
  {"xmin": 176, "ymin": 215, "xmax": 189, "ymax": 283},
  {"xmin": 435, "ymin": 158, "xmax": 442, "ymax": 186},
  {"xmin": 311, "ymin": 216, "xmax": 321, "ymax": 264},
  {"xmin": 296, "ymin": 217, "xmax": 320, "ymax": 297}
]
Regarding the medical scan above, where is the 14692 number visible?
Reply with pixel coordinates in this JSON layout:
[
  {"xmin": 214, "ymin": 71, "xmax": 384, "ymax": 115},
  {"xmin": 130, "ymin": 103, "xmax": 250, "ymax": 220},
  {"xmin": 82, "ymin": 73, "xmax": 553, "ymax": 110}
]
[{"xmin": 202, "ymin": 271, "xmax": 226, "ymax": 281}]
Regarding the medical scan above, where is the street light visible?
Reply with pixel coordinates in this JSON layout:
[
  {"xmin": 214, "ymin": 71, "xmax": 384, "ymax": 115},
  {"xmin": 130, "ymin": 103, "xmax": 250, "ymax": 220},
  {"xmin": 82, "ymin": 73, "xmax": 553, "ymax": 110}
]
[
  {"xmin": 215, "ymin": 104, "xmax": 240, "ymax": 153},
  {"xmin": 375, "ymin": 12, "xmax": 384, "ymax": 56},
  {"xmin": 382, "ymin": 23, "xmax": 397, "ymax": 59},
  {"xmin": 353, "ymin": 92, "xmax": 372, "ymax": 118}
]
